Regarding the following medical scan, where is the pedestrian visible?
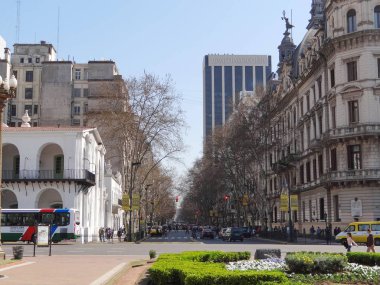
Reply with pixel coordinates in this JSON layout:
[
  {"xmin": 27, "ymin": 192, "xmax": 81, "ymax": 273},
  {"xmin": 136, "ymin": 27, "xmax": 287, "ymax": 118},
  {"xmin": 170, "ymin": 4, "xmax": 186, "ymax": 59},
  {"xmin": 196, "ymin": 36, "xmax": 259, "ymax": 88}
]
[
  {"xmin": 117, "ymin": 228, "xmax": 122, "ymax": 242},
  {"xmin": 310, "ymin": 225, "xmax": 315, "ymax": 240},
  {"xmin": 326, "ymin": 224, "xmax": 332, "ymax": 245},
  {"xmin": 366, "ymin": 229, "xmax": 376, "ymax": 253},
  {"xmin": 345, "ymin": 233, "xmax": 358, "ymax": 252},
  {"xmin": 99, "ymin": 227, "xmax": 105, "ymax": 242},
  {"xmin": 317, "ymin": 226, "xmax": 321, "ymax": 239}
]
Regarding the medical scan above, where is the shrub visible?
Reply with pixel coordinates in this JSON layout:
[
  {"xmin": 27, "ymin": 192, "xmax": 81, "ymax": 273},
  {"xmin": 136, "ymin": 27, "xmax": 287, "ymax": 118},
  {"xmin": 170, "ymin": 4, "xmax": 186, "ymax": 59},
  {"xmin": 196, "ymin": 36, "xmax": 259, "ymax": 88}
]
[
  {"xmin": 149, "ymin": 249, "xmax": 157, "ymax": 259},
  {"xmin": 254, "ymin": 249, "xmax": 281, "ymax": 260},
  {"xmin": 346, "ymin": 252, "xmax": 380, "ymax": 266},
  {"xmin": 194, "ymin": 251, "xmax": 251, "ymax": 263},
  {"xmin": 285, "ymin": 252, "xmax": 347, "ymax": 274},
  {"xmin": 149, "ymin": 251, "xmax": 288, "ymax": 285}
]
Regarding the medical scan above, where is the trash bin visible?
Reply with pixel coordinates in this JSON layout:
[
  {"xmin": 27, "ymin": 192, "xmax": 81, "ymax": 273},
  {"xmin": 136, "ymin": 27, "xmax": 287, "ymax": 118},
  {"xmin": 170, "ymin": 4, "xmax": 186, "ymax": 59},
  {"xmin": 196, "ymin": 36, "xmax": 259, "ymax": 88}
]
[{"xmin": 12, "ymin": 246, "xmax": 24, "ymax": 260}]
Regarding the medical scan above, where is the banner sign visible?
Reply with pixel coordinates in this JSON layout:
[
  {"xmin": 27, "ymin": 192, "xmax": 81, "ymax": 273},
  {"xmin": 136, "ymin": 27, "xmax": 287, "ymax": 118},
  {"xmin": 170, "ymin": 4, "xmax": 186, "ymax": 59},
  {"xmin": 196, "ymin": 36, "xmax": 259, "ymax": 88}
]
[
  {"xmin": 132, "ymin": 194, "xmax": 140, "ymax": 210},
  {"xmin": 122, "ymin": 193, "xmax": 130, "ymax": 211},
  {"xmin": 280, "ymin": 194, "xmax": 298, "ymax": 211},
  {"xmin": 242, "ymin": 194, "xmax": 249, "ymax": 206}
]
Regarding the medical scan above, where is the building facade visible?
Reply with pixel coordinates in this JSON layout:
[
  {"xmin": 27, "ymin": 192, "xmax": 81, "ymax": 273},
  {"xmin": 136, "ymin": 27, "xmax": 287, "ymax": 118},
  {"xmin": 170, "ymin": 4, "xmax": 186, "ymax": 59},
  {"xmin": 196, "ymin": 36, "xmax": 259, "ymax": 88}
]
[
  {"xmin": 203, "ymin": 54, "xmax": 272, "ymax": 139},
  {"xmin": 2, "ymin": 119, "xmax": 123, "ymax": 242},
  {"xmin": 266, "ymin": 0, "xmax": 380, "ymax": 235},
  {"xmin": 4, "ymin": 41, "xmax": 124, "ymax": 128}
]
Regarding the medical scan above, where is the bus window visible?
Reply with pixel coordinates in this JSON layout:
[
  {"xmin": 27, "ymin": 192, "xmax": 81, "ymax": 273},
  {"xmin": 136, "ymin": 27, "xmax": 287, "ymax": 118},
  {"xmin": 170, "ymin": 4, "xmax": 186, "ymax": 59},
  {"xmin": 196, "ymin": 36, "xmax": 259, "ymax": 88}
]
[
  {"xmin": 345, "ymin": 225, "xmax": 355, "ymax": 232},
  {"xmin": 41, "ymin": 213, "xmax": 54, "ymax": 224},
  {"xmin": 23, "ymin": 213, "xmax": 36, "ymax": 226},
  {"xmin": 54, "ymin": 213, "xmax": 70, "ymax": 226}
]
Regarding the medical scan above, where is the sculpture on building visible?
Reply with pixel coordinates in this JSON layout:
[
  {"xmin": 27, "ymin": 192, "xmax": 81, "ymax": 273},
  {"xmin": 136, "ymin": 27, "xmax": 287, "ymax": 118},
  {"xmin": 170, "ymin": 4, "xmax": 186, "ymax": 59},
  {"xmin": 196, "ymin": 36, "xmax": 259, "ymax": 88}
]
[
  {"xmin": 351, "ymin": 197, "xmax": 362, "ymax": 217},
  {"xmin": 281, "ymin": 10, "xmax": 294, "ymax": 35}
]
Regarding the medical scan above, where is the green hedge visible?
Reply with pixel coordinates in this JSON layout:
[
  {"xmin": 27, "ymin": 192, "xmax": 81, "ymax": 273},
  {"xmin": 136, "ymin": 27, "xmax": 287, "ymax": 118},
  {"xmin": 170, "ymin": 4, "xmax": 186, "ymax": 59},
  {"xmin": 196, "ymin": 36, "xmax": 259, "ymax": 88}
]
[
  {"xmin": 285, "ymin": 252, "xmax": 347, "ymax": 274},
  {"xmin": 346, "ymin": 252, "xmax": 380, "ymax": 266},
  {"xmin": 149, "ymin": 251, "xmax": 290, "ymax": 285}
]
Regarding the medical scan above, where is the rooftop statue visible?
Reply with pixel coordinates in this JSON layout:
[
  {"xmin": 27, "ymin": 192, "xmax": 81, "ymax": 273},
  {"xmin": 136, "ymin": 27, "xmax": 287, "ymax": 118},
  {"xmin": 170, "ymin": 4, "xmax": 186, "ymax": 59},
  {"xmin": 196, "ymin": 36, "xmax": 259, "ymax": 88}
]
[{"xmin": 281, "ymin": 10, "xmax": 294, "ymax": 35}]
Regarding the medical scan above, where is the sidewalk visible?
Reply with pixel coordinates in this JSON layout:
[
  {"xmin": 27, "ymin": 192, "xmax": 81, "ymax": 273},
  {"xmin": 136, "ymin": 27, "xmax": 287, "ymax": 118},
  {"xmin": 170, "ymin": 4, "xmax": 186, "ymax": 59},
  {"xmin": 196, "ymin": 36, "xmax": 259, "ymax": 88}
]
[{"xmin": 0, "ymin": 255, "xmax": 148, "ymax": 285}]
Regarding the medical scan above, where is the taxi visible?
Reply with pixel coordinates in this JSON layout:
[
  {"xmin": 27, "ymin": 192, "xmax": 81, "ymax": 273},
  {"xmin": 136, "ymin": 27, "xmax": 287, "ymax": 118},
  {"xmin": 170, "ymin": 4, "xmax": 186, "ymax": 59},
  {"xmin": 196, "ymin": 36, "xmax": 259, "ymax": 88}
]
[{"xmin": 335, "ymin": 221, "xmax": 380, "ymax": 245}]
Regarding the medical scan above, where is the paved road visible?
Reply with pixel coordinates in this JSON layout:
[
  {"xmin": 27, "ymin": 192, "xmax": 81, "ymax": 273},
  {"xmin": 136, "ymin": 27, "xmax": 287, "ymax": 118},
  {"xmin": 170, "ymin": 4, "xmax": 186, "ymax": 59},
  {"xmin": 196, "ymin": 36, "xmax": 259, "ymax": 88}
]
[{"xmin": 2, "ymin": 230, "xmax": 366, "ymax": 258}]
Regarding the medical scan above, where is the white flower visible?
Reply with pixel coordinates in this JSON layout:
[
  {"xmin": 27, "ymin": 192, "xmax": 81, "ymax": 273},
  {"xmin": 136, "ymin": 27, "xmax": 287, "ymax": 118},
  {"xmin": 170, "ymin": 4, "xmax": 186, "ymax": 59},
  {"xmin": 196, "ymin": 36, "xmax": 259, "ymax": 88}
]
[{"xmin": 226, "ymin": 259, "xmax": 288, "ymax": 272}]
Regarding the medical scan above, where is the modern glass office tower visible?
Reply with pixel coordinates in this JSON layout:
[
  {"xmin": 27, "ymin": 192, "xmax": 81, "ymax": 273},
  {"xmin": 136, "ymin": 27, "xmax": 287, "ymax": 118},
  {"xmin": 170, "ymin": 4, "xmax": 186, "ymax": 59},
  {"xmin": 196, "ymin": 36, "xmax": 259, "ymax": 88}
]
[{"xmin": 203, "ymin": 54, "xmax": 271, "ymax": 139}]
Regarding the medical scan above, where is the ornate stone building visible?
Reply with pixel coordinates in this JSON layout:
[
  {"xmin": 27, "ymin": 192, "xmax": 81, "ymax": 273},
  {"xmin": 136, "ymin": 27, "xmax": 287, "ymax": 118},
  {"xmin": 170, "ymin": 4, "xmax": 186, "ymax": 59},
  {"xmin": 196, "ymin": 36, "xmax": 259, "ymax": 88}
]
[{"xmin": 267, "ymin": 0, "xmax": 380, "ymax": 235}]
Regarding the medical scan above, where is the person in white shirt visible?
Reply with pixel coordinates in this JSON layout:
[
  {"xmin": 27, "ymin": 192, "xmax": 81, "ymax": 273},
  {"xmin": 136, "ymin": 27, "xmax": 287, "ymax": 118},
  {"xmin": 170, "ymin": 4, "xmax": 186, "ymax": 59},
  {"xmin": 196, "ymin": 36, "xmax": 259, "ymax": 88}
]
[{"xmin": 346, "ymin": 232, "xmax": 358, "ymax": 252}]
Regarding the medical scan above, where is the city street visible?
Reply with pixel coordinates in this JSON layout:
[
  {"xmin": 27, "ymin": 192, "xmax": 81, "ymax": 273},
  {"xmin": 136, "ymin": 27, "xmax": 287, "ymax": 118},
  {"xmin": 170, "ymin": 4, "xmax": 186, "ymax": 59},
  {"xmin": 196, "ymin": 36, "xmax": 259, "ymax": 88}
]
[{"xmin": 1, "ymin": 230, "xmax": 368, "ymax": 258}]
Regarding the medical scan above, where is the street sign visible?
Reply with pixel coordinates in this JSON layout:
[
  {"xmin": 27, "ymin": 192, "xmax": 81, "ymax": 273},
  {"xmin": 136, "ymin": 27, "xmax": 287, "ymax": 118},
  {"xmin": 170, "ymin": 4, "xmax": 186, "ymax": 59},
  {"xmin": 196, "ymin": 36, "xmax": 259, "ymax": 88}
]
[
  {"xmin": 37, "ymin": 225, "xmax": 49, "ymax": 247},
  {"xmin": 280, "ymin": 194, "xmax": 298, "ymax": 211},
  {"xmin": 132, "ymin": 194, "xmax": 140, "ymax": 210}
]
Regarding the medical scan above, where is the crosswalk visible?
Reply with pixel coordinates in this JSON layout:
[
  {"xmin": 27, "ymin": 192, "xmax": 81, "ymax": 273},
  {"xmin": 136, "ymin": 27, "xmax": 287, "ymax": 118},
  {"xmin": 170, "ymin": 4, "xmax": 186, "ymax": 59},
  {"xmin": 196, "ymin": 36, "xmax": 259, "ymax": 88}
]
[{"xmin": 148, "ymin": 236, "xmax": 191, "ymax": 240}]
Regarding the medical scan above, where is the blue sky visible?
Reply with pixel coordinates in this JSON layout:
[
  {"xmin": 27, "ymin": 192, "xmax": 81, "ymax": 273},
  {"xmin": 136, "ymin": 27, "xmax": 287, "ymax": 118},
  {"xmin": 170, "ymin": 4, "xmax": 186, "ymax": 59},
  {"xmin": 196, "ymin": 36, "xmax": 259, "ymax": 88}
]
[{"xmin": 1, "ymin": 0, "xmax": 311, "ymax": 177}]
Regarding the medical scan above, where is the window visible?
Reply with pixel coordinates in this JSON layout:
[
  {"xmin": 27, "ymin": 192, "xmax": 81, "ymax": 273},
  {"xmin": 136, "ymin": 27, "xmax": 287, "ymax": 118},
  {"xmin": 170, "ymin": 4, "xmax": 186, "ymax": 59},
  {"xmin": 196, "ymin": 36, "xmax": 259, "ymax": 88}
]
[
  {"xmin": 33, "ymin": 122, "xmax": 38, "ymax": 127},
  {"xmin": 313, "ymin": 159, "xmax": 317, "ymax": 180},
  {"xmin": 317, "ymin": 77, "xmax": 322, "ymax": 99},
  {"xmin": 36, "ymin": 58, "xmax": 40, "ymax": 63},
  {"xmin": 372, "ymin": 225, "xmax": 380, "ymax": 231},
  {"xmin": 300, "ymin": 164, "xmax": 304, "ymax": 184},
  {"xmin": 33, "ymin": 105, "xmax": 38, "ymax": 115},
  {"xmin": 319, "ymin": 198, "xmax": 325, "ymax": 220},
  {"xmin": 333, "ymin": 195, "xmax": 340, "ymax": 222},
  {"xmin": 318, "ymin": 154, "xmax": 323, "ymax": 176},
  {"xmin": 306, "ymin": 94, "xmax": 310, "ymax": 111},
  {"xmin": 348, "ymin": 100, "xmax": 359, "ymax": 123},
  {"xmin": 309, "ymin": 200, "xmax": 312, "ymax": 221},
  {"xmin": 13, "ymin": 71, "xmax": 17, "ymax": 79},
  {"xmin": 75, "ymin": 69, "xmax": 81, "ymax": 80},
  {"xmin": 300, "ymin": 98, "xmax": 304, "ymax": 115},
  {"xmin": 11, "ymin": 105, "xmax": 16, "ymax": 116},
  {"xmin": 347, "ymin": 9, "xmax": 357, "ymax": 33},
  {"xmin": 28, "ymin": 58, "xmax": 32, "ymax": 63},
  {"xmin": 347, "ymin": 145, "xmax": 361, "ymax": 170},
  {"xmin": 54, "ymin": 155, "xmax": 64, "ymax": 179},
  {"xmin": 84, "ymin": 103, "xmax": 88, "ymax": 113},
  {"xmin": 330, "ymin": 68, "xmax": 335, "ymax": 87},
  {"xmin": 73, "ymin": 106, "xmax": 81, "ymax": 115},
  {"xmin": 83, "ymin": 88, "xmax": 88, "ymax": 97},
  {"xmin": 306, "ymin": 125, "xmax": 311, "ymax": 146},
  {"xmin": 358, "ymin": 224, "xmax": 370, "ymax": 231},
  {"xmin": 313, "ymin": 118, "xmax": 317, "ymax": 139},
  {"xmin": 20, "ymin": 58, "xmax": 24, "ymax": 63},
  {"xmin": 73, "ymin": 88, "xmax": 81, "ymax": 97},
  {"xmin": 375, "ymin": 6, "xmax": 380, "ymax": 28},
  {"xmin": 331, "ymin": 148, "xmax": 337, "ymax": 171},
  {"xmin": 24, "ymin": 105, "xmax": 32, "ymax": 116},
  {"xmin": 25, "ymin": 88, "xmax": 33, "ymax": 99},
  {"xmin": 347, "ymin": 61, "xmax": 357, "ymax": 81},
  {"xmin": 25, "ymin": 71, "xmax": 33, "ymax": 82},
  {"xmin": 318, "ymin": 114, "xmax": 323, "ymax": 135},
  {"xmin": 302, "ymin": 201, "xmax": 306, "ymax": 222},
  {"xmin": 331, "ymin": 106, "xmax": 336, "ymax": 128},
  {"xmin": 306, "ymin": 161, "xmax": 311, "ymax": 182},
  {"xmin": 378, "ymin": 58, "xmax": 380, "ymax": 78},
  {"xmin": 300, "ymin": 130, "xmax": 304, "ymax": 151}
]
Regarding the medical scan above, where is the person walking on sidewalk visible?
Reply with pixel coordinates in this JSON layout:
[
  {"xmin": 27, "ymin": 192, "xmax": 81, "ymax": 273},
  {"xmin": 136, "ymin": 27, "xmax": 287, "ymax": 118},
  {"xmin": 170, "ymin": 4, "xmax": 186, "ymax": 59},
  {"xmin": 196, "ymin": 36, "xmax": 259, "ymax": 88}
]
[
  {"xmin": 345, "ymin": 233, "xmax": 358, "ymax": 252},
  {"xmin": 367, "ymin": 229, "xmax": 376, "ymax": 253}
]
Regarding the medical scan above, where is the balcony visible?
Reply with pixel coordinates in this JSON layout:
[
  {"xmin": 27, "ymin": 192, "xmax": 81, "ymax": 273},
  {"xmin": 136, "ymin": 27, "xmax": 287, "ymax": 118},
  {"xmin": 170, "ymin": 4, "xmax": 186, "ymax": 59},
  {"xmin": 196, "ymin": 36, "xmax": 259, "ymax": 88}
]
[
  {"xmin": 321, "ymin": 169, "xmax": 380, "ymax": 184},
  {"xmin": 2, "ymin": 169, "xmax": 96, "ymax": 186},
  {"xmin": 309, "ymin": 138, "xmax": 322, "ymax": 150},
  {"xmin": 325, "ymin": 124, "xmax": 380, "ymax": 142}
]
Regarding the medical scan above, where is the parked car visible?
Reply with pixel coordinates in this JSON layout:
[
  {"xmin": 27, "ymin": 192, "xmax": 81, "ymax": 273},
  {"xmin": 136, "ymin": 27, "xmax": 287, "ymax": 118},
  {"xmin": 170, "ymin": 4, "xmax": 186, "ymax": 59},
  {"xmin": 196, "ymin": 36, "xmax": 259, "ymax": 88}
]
[
  {"xmin": 150, "ymin": 226, "xmax": 162, "ymax": 236},
  {"xmin": 241, "ymin": 227, "xmax": 252, "ymax": 238},
  {"xmin": 219, "ymin": 228, "xmax": 228, "ymax": 240},
  {"xmin": 200, "ymin": 228, "xmax": 214, "ymax": 239},
  {"xmin": 224, "ymin": 227, "xmax": 244, "ymax": 242}
]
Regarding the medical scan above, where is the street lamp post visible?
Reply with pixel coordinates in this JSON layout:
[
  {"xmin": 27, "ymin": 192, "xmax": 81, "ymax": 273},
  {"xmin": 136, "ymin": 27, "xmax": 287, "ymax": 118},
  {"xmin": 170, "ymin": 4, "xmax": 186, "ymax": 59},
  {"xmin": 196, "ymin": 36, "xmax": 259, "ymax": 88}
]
[
  {"xmin": 0, "ymin": 75, "xmax": 17, "ymax": 258},
  {"xmin": 127, "ymin": 161, "xmax": 140, "ymax": 242},
  {"xmin": 144, "ymin": 183, "xmax": 152, "ymax": 235}
]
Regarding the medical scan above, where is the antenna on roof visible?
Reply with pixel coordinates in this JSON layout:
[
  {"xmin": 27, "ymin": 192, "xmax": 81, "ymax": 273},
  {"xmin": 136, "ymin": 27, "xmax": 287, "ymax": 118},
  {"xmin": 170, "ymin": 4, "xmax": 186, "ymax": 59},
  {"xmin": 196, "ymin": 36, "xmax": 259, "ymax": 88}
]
[
  {"xmin": 16, "ymin": 0, "xmax": 21, "ymax": 43},
  {"xmin": 57, "ymin": 6, "xmax": 60, "ymax": 58}
]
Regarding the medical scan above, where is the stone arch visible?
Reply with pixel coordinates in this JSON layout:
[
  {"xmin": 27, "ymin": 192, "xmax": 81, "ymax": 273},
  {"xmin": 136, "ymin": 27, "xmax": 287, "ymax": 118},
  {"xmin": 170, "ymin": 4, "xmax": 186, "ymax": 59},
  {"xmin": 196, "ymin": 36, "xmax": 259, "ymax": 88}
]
[
  {"xmin": 2, "ymin": 144, "xmax": 20, "ymax": 179},
  {"xmin": 36, "ymin": 188, "xmax": 63, "ymax": 208},
  {"xmin": 1, "ymin": 189, "xmax": 18, "ymax": 208},
  {"xmin": 37, "ymin": 143, "xmax": 64, "ymax": 178}
]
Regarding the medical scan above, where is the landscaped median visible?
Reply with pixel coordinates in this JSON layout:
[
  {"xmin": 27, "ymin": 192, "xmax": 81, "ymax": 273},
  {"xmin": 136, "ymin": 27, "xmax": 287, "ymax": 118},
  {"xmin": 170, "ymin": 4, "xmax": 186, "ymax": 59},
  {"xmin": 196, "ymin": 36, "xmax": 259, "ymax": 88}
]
[{"xmin": 148, "ymin": 251, "xmax": 380, "ymax": 285}]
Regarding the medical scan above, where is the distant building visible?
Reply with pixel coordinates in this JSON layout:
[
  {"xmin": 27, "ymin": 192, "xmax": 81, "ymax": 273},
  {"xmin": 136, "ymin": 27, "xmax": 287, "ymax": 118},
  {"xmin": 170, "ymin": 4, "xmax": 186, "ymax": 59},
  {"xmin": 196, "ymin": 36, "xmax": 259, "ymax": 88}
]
[
  {"xmin": 4, "ymin": 41, "xmax": 124, "ymax": 128},
  {"xmin": 203, "ymin": 54, "xmax": 271, "ymax": 140}
]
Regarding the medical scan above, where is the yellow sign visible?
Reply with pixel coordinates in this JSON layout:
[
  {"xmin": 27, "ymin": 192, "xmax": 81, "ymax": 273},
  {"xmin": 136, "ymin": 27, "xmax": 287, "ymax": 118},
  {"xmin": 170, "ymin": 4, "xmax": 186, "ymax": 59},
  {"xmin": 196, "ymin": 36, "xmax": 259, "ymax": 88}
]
[
  {"xmin": 132, "ymin": 194, "xmax": 140, "ymax": 210},
  {"xmin": 280, "ymin": 194, "xmax": 298, "ymax": 211},
  {"xmin": 122, "ymin": 194, "xmax": 130, "ymax": 211},
  {"xmin": 242, "ymin": 194, "xmax": 249, "ymax": 206}
]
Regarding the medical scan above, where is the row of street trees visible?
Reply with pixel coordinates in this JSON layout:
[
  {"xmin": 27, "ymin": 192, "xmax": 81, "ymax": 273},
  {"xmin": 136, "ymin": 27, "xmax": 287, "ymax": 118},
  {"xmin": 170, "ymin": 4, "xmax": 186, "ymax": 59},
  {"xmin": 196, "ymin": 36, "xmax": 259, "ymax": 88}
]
[
  {"xmin": 87, "ymin": 72, "xmax": 184, "ymax": 240},
  {"xmin": 178, "ymin": 87, "xmax": 281, "ymax": 229}
]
